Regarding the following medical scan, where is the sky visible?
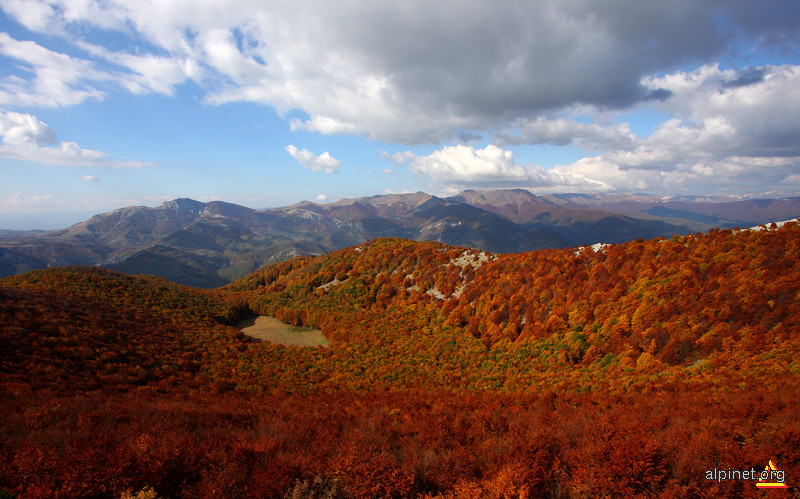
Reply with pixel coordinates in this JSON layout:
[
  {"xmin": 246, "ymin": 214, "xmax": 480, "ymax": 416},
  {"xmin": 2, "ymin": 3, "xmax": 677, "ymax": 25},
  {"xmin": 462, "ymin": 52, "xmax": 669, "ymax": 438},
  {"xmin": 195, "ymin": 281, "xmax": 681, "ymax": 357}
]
[{"xmin": 1, "ymin": 1, "xmax": 800, "ymax": 229}]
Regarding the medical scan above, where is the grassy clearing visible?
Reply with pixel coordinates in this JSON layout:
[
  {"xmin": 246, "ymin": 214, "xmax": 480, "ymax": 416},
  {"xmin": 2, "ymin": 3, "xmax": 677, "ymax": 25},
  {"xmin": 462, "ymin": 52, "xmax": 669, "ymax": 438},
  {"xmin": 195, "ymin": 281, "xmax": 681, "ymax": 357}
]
[{"xmin": 236, "ymin": 316, "xmax": 329, "ymax": 347}]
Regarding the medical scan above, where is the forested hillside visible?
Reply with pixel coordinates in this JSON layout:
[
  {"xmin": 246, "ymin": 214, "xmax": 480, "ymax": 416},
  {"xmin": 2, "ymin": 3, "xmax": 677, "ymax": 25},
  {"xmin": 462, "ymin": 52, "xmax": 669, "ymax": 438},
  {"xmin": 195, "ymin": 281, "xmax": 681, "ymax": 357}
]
[
  {"xmin": 227, "ymin": 220, "xmax": 800, "ymax": 391},
  {"xmin": 1, "ymin": 220, "xmax": 799, "ymax": 497}
]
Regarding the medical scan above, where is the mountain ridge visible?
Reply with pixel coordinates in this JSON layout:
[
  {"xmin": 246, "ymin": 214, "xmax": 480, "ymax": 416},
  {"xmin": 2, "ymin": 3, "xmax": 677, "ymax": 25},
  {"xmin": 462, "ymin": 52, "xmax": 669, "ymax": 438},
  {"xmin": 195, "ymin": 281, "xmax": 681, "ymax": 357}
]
[{"xmin": 2, "ymin": 189, "xmax": 799, "ymax": 287}]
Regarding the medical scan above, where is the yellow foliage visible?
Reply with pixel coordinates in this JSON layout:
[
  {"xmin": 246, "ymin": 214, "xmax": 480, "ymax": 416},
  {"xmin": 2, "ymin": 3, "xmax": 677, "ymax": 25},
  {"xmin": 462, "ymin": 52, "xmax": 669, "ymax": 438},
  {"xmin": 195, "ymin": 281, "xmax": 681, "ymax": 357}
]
[{"xmin": 119, "ymin": 487, "xmax": 159, "ymax": 499}]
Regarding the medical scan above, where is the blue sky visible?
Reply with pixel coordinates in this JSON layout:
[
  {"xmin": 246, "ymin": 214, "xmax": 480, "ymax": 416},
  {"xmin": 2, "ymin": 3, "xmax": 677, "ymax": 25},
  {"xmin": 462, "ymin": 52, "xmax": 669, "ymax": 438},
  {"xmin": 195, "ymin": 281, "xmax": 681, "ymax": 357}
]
[{"xmin": 1, "ymin": 1, "xmax": 799, "ymax": 229}]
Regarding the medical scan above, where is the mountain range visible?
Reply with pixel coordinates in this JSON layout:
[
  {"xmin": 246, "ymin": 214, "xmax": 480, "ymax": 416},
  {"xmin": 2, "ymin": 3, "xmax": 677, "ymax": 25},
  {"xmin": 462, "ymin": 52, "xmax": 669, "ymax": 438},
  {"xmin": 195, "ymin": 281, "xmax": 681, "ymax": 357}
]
[{"xmin": 2, "ymin": 189, "xmax": 799, "ymax": 287}]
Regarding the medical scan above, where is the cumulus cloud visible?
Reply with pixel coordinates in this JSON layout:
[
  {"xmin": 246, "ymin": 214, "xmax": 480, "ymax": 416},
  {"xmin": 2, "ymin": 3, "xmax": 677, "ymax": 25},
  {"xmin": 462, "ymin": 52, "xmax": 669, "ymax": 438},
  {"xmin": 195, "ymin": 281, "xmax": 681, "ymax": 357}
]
[
  {"xmin": 0, "ymin": 110, "xmax": 56, "ymax": 145},
  {"xmin": 403, "ymin": 144, "xmax": 608, "ymax": 191},
  {"xmin": 315, "ymin": 194, "xmax": 327, "ymax": 201},
  {"xmin": 486, "ymin": 64, "xmax": 800, "ymax": 195},
  {"xmin": 639, "ymin": 64, "xmax": 800, "ymax": 160},
  {"xmin": 78, "ymin": 175, "xmax": 99, "ymax": 182},
  {"xmin": 398, "ymin": 132, "xmax": 800, "ymax": 195},
  {"xmin": 409, "ymin": 145, "xmax": 527, "ymax": 184},
  {"xmin": 0, "ymin": 110, "xmax": 150, "ymax": 167},
  {"xmin": 285, "ymin": 145, "xmax": 341, "ymax": 174},
  {"xmin": 552, "ymin": 64, "xmax": 800, "ymax": 194}
]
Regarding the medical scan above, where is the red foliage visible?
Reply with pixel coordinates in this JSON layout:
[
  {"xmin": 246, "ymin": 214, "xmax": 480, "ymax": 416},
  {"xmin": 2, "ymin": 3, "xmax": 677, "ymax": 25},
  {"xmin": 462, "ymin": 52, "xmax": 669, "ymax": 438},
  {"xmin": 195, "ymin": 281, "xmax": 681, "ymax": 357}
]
[{"xmin": 1, "ymin": 222, "xmax": 800, "ymax": 496}]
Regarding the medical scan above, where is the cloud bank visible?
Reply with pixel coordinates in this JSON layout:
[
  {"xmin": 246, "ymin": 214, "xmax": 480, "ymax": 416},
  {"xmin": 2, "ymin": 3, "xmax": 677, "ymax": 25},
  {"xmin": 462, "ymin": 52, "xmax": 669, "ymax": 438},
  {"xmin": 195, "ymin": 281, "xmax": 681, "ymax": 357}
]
[
  {"xmin": 2, "ymin": 1, "xmax": 798, "ymax": 139},
  {"xmin": 399, "ymin": 64, "xmax": 800, "ymax": 195},
  {"xmin": 1, "ymin": 0, "xmax": 799, "ymax": 194}
]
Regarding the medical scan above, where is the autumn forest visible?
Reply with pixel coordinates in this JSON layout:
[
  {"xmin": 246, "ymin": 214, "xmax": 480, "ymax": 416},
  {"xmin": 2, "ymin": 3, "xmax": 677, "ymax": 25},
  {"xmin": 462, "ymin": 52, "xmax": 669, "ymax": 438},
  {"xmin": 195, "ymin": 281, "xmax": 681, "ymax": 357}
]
[{"xmin": 2, "ymin": 221, "xmax": 800, "ymax": 497}]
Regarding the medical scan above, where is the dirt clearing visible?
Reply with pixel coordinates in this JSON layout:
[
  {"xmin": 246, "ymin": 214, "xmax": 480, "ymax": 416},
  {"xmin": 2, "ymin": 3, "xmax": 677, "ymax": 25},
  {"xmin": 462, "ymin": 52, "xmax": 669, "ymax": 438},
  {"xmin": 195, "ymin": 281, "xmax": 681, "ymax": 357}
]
[{"xmin": 236, "ymin": 316, "xmax": 329, "ymax": 347}]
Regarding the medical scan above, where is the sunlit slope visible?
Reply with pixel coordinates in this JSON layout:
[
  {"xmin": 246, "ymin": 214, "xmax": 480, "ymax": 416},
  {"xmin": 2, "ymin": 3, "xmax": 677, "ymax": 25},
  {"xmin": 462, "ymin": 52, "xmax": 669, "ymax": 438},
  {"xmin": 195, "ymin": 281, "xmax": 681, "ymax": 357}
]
[
  {"xmin": 3, "ymin": 219, "xmax": 799, "ymax": 395},
  {"xmin": 227, "ymin": 221, "xmax": 800, "ymax": 390}
]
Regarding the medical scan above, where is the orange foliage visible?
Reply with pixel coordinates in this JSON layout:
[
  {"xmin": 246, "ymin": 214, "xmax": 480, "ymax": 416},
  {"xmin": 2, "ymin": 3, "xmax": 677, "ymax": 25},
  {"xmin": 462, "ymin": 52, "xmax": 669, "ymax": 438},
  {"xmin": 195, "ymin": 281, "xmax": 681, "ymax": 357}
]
[{"xmin": 1, "ymin": 222, "xmax": 800, "ymax": 496}]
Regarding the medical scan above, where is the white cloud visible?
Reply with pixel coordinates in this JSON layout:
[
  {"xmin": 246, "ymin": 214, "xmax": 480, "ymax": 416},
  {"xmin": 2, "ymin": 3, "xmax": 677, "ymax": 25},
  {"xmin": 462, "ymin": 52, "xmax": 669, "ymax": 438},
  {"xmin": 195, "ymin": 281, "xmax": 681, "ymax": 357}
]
[
  {"xmin": 379, "ymin": 149, "xmax": 417, "ymax": 166},
  {"xmin": 78, "ymin": 175, "xmax": 99, "ymax": 182},
  {"xmin": 552, "ymin": 153, "xmax": 800, "ymax": 196},
  {"xmin": 0, "ymin": 191, "xmax": 53, "ymax": 208},
  {"xmin": 316, "ymin": 194, "xmax": 327, "ymax": 201},
  {"xmin": 0, "ymin": 27, "xmax": 197, "ymax": 107},
  {"xmin": 201, "ymin": 28, "xmax": 265, "ymax": 85},
  {"xmin": 1, "ymin": 1, "xmax": 797, "ymax": 143},
  {"xmin": 0, "ymin": 33, "xmax": 109, "ymax": 107},
  {"xmin": 0, "ymin": 0, "xmax": 60, "ymax": 33},
  {"xmin": 0, "ymin": 110, "xmax": 56, "ymax": 145},
  {"xmin": 0, "ymin": 141, "xmax": 150, "ymax": 167},
  {"xmin": 0, "ymin": 0, "xmax": 129, "ymax": 34},
  {"xmin": 406, "ymin": 144, "xmax": 608, "ymax": 191},
  {"xmin": 409, "ymin": 145, "xmax": 527, "ymax": 184},
  {"xmin": 76, "ymin": 41, "xmax": 202, "ymax": 96},
  {"xmin": 638, "ymin": 64, "xmax": 800, "ymax": 160},
  {"xmin": 494, "ymin": 64, "xmax": 800, "ymax": 161},
  {"xmin": 0, "ymin": 110, "xmax": 151, "ymax": 167},
  {"xmin": 484, "ymin": 64, "xmax": 800, "ymax": 195},
  {"xmin": 285, "ymin": 145, "xmax": 341, "ymax": 174}
]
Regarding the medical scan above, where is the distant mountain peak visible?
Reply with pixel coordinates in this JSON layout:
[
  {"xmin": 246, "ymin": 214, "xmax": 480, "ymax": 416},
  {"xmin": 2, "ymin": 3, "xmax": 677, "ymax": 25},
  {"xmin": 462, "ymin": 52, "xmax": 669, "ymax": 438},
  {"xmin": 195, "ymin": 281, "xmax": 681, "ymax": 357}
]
[
  {"xmin": 161, "ymin": 198, "xmax": 205, "ymax": 214},
  {"xmin": 332, "ymin": 191, "xmax": 434, "ymax": 208},
  {"xmin": 451, "ymin": 188, "xmax": 543, "ymax": 206}
]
